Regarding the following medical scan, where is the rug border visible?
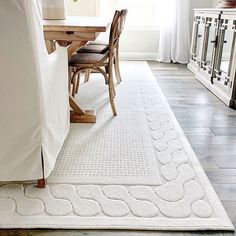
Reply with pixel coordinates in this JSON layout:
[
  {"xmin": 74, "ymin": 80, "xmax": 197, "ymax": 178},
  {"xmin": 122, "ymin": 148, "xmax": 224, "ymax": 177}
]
[
  {"xmin": 142, "ymin": 62, "xmax": 234, "ymax": 231},
  {"xmin": 0, "ymin": 62, "xmax": 234, "ymax": 231}
]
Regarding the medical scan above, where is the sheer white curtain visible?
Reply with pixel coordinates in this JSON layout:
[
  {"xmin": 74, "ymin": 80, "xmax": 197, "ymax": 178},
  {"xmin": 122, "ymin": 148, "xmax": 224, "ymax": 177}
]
[{"xmin": 157, "ymin": 0, "xmax": 190, "ymax": 64}]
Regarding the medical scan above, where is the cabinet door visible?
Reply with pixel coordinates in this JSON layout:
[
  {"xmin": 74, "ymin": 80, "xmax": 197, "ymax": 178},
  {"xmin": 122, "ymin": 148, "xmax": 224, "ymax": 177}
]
[
  {"xmin": 200, "ymin": 13, "xmax": 220, "ymax": 76},
  {"xmin": 214, "ymin": 14, "xmax": 236, "ymax": 92},
  {"xmin": 190, "ymin": 13, "xmax": 204, "ymax": 65}
]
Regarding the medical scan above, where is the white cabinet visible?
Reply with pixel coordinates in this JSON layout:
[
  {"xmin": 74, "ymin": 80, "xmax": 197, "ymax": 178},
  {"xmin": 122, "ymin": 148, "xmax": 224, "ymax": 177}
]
[{"xmin": 188, "ymin": 9, "xmax": 236, "ymax": 108}]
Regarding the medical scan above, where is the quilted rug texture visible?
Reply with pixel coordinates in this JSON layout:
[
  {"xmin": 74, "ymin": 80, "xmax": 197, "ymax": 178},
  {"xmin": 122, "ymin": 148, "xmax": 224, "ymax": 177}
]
[{"xmin": 0, "ymin": 62, "xmax": 233, "ymax": 230}]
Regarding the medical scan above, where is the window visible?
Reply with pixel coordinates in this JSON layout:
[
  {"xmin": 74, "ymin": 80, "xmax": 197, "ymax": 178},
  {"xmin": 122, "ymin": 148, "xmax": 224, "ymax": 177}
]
[
  {"xmin": 118, "ymin": 0, "xmax": 167, "ymax": 30},
  {"xmin": 99, "ymin": 0, "xmax": 173, "ymax": 31}
]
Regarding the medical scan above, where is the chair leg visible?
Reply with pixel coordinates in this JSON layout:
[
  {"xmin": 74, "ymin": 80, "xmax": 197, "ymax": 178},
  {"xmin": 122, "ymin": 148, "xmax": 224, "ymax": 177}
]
[
  {"xmin": 104, "ymin": 66, "xmax": 109, "ymax": 84},
  {"xmin": 84, "ymin": 69, "xmax": 91, "ymax": 83},
  {"xmin": 108, "ymin": 68, "xmax": 117, "ymax": 116},
  {"xmin": 110, "ymin": 69, "xmax": 116, "ymax": 97},
  {"xmin": 108, "ymin": 78, "xmax": 117, "ymax": 116},
  {"xmin": 68, "ymin": 67, "xmax": 73, "ymax": 92},
  {"xmin": 96, "ymin": 66, "xmax": 115, "ymax": 96},
  {"xmin": 75, "ymin": 72, "xmax": 81, "ymax": 94},
  {"xmin": 96, "ymin": 67, "xmax": 117, "ymax": 116},
  {"xmin": 114, "ymin": 46, "xmax": 122, "ymax": 83},
  {"xmin": 104, "ymin": 65, "xmax": 116, "ymax": 97},
  {"xmin": 71, "ymin": 70, "xmax": 80, "ymax": 97},
  {"xmin": 114, "ymin": 56, "xmax": 120, "ymax": 84}
]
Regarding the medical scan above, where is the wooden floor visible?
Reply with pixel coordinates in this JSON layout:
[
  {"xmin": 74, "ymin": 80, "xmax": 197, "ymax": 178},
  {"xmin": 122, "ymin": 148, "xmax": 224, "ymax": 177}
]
[{"xmin": 1, "ymin": 62, "xmax": 236, "ymax": 236}]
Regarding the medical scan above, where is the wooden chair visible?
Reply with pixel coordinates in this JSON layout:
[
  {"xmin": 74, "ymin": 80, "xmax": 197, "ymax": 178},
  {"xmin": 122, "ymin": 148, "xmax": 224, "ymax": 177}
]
[
  {"xmin": 77, "ymin": 9, "xmax": 128, "ymax": 84},
  {"xmin": 69, "ymin": 10, "xmax": 121, "ymax": 116}
]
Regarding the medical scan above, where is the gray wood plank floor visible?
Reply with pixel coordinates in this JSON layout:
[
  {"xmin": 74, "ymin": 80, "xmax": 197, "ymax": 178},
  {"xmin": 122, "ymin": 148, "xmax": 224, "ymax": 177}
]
[{"xmin": 1, "ymin": 62, "xmax": 235, "ymax": 236}]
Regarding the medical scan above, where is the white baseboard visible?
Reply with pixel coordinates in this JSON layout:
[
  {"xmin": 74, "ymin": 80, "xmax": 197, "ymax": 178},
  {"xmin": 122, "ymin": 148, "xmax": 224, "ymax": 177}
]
[{"xmin": 120, "ymin": 52, "xmax": 158, "ymax": 61}]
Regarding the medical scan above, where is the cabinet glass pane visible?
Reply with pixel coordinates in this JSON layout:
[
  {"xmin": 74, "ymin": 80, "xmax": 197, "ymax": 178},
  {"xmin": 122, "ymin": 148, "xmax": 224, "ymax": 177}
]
[
  {"xmin": 205, "ymin": 27, "xmax": 216, "ymax": 66},
  {"xmin": 196, "ymin": 23, "xmax": 204, "ymax": 61},
  {"xmin": 205, "ymin": 26, "xmax": 216, "ymax": 70},
  {"xmin": 220, "ymin": 25, "xmax": 235, "ymax": 74}
]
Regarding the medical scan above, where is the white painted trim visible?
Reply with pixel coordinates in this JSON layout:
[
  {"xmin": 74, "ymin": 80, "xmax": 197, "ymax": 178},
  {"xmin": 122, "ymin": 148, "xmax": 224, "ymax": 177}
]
[
  {"xmin": 120, "ymin": 52, "xmax": 158, "ymax": 61},
  {"xmin": 124, "ymin": 27, "xmax": 160, "ymax": 32},
  {"xmin": 187, "ymin": 62, "xmax": 199, "ymax": 74}
]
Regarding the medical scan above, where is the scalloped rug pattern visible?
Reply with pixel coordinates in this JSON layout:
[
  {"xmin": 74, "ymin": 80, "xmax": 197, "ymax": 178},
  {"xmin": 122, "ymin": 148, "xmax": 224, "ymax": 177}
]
[{"xmin": 0, "ymin": 62, "xmax": 234, "ymax": 230}]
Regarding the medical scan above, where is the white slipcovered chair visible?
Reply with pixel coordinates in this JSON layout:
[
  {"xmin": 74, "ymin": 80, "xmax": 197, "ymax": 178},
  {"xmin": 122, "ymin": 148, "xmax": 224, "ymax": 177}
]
[{"xmin": 0, "ymin": 0, "xmax": 70, "ymax": 187}]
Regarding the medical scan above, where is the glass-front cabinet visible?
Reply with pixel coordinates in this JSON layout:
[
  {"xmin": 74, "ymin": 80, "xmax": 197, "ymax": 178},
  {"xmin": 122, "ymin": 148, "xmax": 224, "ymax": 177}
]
[{"xmin": 188, "ymin": 9, "xmax": 236, "ymax": 108}]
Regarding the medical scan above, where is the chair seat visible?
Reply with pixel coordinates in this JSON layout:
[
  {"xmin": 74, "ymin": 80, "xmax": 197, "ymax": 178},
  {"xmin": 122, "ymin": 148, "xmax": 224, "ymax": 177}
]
[
  {"xmin": 88, "ymin": 40, "xmax": 108, "ymax": 46},
  {"xmin": 77, "ymin": 44, "xmax": 108, "ymax": 54},
  {"xmin": 69, "ymin": 53, "xmax": 106, "ymax": 67}
]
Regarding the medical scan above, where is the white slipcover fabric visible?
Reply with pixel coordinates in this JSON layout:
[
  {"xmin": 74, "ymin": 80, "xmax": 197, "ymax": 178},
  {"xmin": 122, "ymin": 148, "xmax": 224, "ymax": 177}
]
[{"xmin": 0, "ymin": 0, "xmax": 69, "ymax": 181}]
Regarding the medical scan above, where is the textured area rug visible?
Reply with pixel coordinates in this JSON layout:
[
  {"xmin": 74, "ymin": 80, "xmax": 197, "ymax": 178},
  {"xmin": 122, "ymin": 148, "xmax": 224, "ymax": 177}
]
[{"xmin": 0, "ymin": 62, "xmax": 233, "ymax": 230}]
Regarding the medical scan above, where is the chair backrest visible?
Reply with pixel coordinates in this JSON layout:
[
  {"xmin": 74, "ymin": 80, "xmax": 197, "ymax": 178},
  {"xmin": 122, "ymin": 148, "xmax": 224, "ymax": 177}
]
[
  {"xmin": 118, "ymin": 9, "xmax": 128, "ymax": 38},
  {"xmin": 107, "ymin": 9, "xmax": 128, "ymax": 59},
  {"xmin": 108, "ymin": 11, "xmax": 121, "ymax": 59}
]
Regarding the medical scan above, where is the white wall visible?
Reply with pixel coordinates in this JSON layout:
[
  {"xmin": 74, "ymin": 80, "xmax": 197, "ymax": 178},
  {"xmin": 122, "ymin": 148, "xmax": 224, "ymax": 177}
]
[
  {"xmin": 212, "ymin": 0, "xmax": 219, "ymax": 7},
  {"xmin": 66, "ymin": 0, "xmax": 215, "ymax": 60},
  {"xmin": 119, "ymin": 30, "xmax": 159, "ymax": 60},
  {"xmin": 121, "ymin": 0, "xmax": 214, "ymax": 60},
  {"xmin": 66, "ymin": 0, "xmax": 98, "ymax": 16}
]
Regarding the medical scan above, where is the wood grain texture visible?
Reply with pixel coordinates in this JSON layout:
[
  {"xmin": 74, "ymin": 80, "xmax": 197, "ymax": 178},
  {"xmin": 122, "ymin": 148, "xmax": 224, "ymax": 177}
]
[
  {"xmin": 43, "ymin": 16, "xmax": 109, "ymax": 33},
  {"xmin": 1, "ymin": 62, "xmax": 235, "ymax": 235}
]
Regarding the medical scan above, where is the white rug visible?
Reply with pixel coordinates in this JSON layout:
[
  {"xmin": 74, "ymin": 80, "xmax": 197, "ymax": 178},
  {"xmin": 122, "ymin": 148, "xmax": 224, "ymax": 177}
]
[{"xmin": 0, "ymin": 62, "xmax": 234, "ymax": 231}]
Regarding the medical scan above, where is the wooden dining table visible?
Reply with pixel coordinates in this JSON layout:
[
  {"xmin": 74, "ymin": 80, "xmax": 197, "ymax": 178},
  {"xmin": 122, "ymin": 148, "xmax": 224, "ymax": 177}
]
[{"xmin": 43, "ymin": 16, "xmax": 110, "ymax": 123}]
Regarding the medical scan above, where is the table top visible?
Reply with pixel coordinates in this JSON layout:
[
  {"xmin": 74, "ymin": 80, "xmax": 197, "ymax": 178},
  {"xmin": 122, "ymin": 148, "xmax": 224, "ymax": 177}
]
[{"xmin": 43, "ymin": 16, "xmax": 110, "ymax": 32}]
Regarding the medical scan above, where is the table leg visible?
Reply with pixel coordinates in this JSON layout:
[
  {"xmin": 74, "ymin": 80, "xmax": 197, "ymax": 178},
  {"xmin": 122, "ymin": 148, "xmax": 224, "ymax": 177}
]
[
  {"xmin": 67, "ymin": 40, "xmax": 86, "ymax": 59},
  {"xmin": 69, "ymin": 95, "xmax": 96, "ymax": 123},
  {"xmin": 67, "ymin": 40, "xmax": 97, "ymax": 123},
  {"xmin": 45, "ymin": 39, "xmax": 97, "ymax": 123},
  {"xmin": 37, "ymin": 178, "xmax": 46, "ymax": 188},
  {"xmin": 45, "ymin": 40, "xmax": 56, "ymax": 54}
]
